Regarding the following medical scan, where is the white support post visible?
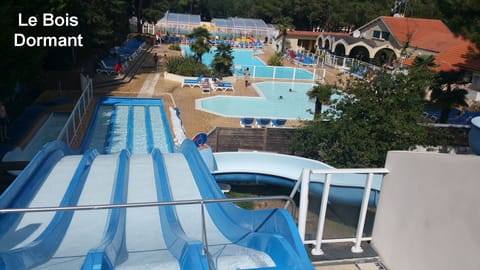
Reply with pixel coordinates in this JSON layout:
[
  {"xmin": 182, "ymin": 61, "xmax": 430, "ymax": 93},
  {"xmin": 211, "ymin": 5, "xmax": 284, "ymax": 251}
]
[
  {"xmin": 351, "ymin": 173, "xmax": 374, "ymax": 253},
  {"xmin": 297, "ymin": 168, "xmax": 311, "ymax": 242},
  {"xmin": 292, "ymin": 67, "xmax": 297, "ymax": 80},
  {"xmin": 312, "ymin": 173, "xmax": 332, "ymax": 255},
  {"xmin": 272, "ymin": 66, "xmax": 276, "ymax": 80}
]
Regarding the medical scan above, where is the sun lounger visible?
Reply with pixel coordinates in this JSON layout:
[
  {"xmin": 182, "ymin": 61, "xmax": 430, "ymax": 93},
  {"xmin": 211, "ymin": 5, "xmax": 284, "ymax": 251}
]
[
  {"xmin": 271, "ymin": 119, "xmax": 287, "ymax": 127},
  {"xmin": 256, "ymin": 118, "xmax": 271, "ymax": 128},
  {"xmin": 210, "ymin": 79, "xmax": 234, "ymax": 92},
  {"xmin": 240, "ymin": 118, "xmax": 254, "ymax": 128},
  {"xmin": 182, "ymin": 75, "xmax": 204, "ymax": 88}
]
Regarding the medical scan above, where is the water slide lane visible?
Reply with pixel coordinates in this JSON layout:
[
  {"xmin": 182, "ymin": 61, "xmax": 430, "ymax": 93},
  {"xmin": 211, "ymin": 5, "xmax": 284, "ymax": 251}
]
[
  {"xmin": 115, "ymin": 153, "xmax": 179, "ymax": 269},
  {"xmin": 30, "ymin": 153, "xmax": 120, "ymax": 269},
  {"xmin": 0, "ymin": 142, "xmax": 71, "ymax": 235},
  {"xmin": 109, "ymin": 105, "xmax": 129, "ymax": 154},
  {"xmin": 81, "ymin": 150, "xmax": 130, "ymax": 270},
  {"xmin": 178, "ymin": 140, "xmax": 314, "ymax": 270},
  {"xmin": 80, "ymin": 105, "xmax": 112, "ymax": 154},
  {"xmin": 162, "ymin": 150, "xmax": 276, "ymax": 269},
  {"xmin": 0, "ymin": 148, "xmax": 98, "ymax": 269},
  {"xmin": 151, "ymin": 150, "xmax": 207, "ymax": 269}
]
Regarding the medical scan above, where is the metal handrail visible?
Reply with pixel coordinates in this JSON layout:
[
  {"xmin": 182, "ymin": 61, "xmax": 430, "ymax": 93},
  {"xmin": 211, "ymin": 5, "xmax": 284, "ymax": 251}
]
[
  {"xmin": 57, "ymin": 76, "xmax": 93, "ymax": 146},
  {"xmin": 0, "ymin": 195, "xmax": 295, "ymax": 268},
  {"xmin": 0, "ymin": 195, "xmax": 296, "ymax": 216}
]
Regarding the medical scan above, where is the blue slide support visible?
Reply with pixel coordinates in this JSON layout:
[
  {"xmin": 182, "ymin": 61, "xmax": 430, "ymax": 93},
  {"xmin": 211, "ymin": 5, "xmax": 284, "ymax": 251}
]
[
  {"xmin": 0, "ymin": 141, "xmax": 72, "ymax": 236},
  {"xmin": 151, "ymin": 149, "xmax": 208, "ymax": 269},
  {"xmin": 0, "ymin": 149, "xmax": 98, "ymax": 270},
  {"xmin": 178, "ymin": 140, "xmax": 313, "ymax": 270},
  {"xmin": 81, "ymin": 149, "xmax": 130, "ymax": 270}
]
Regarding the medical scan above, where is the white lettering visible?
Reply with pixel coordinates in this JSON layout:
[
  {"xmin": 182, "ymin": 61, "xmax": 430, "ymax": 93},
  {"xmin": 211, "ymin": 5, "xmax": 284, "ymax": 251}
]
[
  {"xmin": 18, "ymin": 13, "xmax": 37, "ymax": 27},
  {"xmin": 13, "ymin": 34, "xmax": 84, "ymax": 47},
  {"xmin": 43, "ymin": 13, "xmax": 54, "ymax": 26},
  {"xmin": 14, "ymin": 33, "xmax": 25, "ymax": 46}
]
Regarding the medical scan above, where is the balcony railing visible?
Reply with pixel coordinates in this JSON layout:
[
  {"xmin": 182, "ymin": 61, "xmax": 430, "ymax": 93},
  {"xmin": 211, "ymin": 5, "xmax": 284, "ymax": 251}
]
[{"xmin": 293, "ymin": 168, "xmax": 389, "ymax": 255}]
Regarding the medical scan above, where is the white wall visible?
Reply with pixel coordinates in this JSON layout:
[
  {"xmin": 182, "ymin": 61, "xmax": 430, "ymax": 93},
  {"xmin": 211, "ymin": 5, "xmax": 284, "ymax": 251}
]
[{"xmin": 372, "ymin": 151, "xmax": 480, "ymax": 270}]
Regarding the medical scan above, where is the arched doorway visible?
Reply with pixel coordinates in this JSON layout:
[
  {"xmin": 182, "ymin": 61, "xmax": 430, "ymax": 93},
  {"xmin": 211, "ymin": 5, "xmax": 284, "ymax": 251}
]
[
  {"xmin": 324, "ymin": 39, "xmax": 330, "ymax": 51},
  {"xmin": 373, "ymin": 48, "xmax": 397, "ymax": 67},
  {"xmin": 334, "ymin": 43, "xmax": 346, "ymax": 56},
  {"xmin": 349, "ymin": 46, "xmax": 370, "ymax": 62}
]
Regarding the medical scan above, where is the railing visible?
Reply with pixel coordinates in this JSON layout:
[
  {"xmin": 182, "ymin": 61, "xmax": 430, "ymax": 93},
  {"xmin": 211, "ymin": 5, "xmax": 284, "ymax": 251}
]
[
  {"xmin": 0, "ymin": 195, "xmax": 296, "ymax": 263},
  {"xmin": 233, "ymin": 64, "xmax": 323, "ymax": 81},
  {"xmin": 57, "ymin": 75, "xmax": 94, "ymax": 146},
  {"xmin": 293, "ymin": 168, "xmax": 389, "ymax": 255}
]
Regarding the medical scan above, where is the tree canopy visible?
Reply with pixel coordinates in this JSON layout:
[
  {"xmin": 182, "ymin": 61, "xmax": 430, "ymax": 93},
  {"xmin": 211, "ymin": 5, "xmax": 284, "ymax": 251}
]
[{"xmin": 290, "ymin": 68, "xmax": 435, "ymax": 168}]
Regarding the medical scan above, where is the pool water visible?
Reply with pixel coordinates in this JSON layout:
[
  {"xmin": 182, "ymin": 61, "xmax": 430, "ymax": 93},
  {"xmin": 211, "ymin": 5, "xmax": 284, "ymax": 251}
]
[
  {"xmin": 196, "ymin": 81, "xmax": 319, "ymax": 120},
  {"xmin": 82, "ymin": 98, "xmax": 173, "ymax": 154},
  {"xmin": 181, "ymin": 46, "xmax": 315, "ymax": 80}
]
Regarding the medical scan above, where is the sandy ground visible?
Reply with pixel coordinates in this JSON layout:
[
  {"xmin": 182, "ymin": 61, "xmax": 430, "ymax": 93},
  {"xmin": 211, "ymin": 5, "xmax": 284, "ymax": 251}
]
[{"xmin": 94, "ymin": 44, "xmax": 341, "ymax": 139}]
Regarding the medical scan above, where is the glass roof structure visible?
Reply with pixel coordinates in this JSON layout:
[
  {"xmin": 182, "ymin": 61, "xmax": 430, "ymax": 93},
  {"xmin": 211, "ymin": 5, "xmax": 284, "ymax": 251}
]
[
  {"xmin": 211, "ymin": 18, "xmax": 269, "ymax": 38},
  {"xmin": 156, "ymin": 12, "xmax": 201, "ymax": 35},
  {"xmin": 156, "ymin": 12, "xmax": 271, "ymax": 39}
]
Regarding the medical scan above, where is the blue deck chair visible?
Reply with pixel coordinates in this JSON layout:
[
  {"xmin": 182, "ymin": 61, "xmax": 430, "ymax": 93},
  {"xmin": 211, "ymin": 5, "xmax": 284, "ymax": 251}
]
[
  {"xmin": 271, "ymin": 119, "xmax": 287, "ymax": 127},
  {"xmin": 240, "ymin": 118, "xmax": 254, "ymax": 128},
  {"xmin": 182, "ymin": 75, "xmax": 204, "ymax": 88},
  {"xmin": 256, "ymin": 118, "xmax": 271, "ymax": 128}
]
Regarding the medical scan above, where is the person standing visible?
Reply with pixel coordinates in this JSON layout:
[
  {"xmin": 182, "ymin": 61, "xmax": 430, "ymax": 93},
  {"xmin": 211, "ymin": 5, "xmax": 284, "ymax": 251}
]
[
  {"xmin": 243, "ymin": 67, "xmax": 250, "ymax": 87},
  {"xmin": 0, "ymin": 102, "xmax": 9, "ymax": 142},
  {"xmin": 153, "ymin": 52, "xmax": 159, "ymax": 71}
]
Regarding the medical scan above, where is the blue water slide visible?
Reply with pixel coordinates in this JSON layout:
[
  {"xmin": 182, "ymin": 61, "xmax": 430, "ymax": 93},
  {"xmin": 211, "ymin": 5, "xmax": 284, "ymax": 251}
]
[
  {"xmin": 0, "ymin": 141, "xmax": 72, "ymax": 235},
  {"xmin": 151, "ymin": 149, "xmax": 208, "ymax": 269},
  {"xmin": 81, "ymin": 150, "xmax": 130, "ymax": 270},
  {"xmin": 0, "ymin": 148, "xmax": 98, "ymax": 269},
  {"xmin": 212, "ymin": 152, "xmax": 383, "ymax": 206},
  {"xmin": 178, "ymin": 140, "xmax": 313, "ymax": 270}
]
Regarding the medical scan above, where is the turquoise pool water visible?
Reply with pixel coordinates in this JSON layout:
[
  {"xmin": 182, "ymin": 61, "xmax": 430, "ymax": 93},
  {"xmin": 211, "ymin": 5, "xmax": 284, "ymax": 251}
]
[
  {"xmin": 196, "ymin": 81, "xmax": 319, "ymax": 120},
  {"xmin": 181, "ymin": 46, "xmax": 315, "ymax": 80}
]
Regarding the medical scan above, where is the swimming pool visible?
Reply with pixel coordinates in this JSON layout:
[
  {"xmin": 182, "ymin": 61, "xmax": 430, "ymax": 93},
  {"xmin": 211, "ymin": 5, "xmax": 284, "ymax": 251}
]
[
  {"xmin": 81, "ymin": 97, "xmax": 174, "ymax": 154},
  {"xmin": 196, "ymin": 81, "xmax": 323, "ymax": 120},
  {"xmin": 181, "ymin": 46, "xmax": 316, "ymax": 80}
]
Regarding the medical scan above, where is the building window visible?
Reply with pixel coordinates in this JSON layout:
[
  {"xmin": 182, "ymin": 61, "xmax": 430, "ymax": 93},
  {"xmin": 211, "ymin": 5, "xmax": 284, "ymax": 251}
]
[
  {"xmin": 373, "ymin": 30, "xmax": 381, "ymax": 39},
  {"xmin": 382, "ymin": 32, "xmax": 390, "ymax": 40}
]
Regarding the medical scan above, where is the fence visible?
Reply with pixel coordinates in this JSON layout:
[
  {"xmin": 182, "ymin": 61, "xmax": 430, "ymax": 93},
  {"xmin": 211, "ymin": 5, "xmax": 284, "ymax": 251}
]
[
  {"xmin": 57, "ymin": 74, "xmax": 94, "ymax": 146},
  {"xmin": 233, "ymin": 64, "xmax": 324, "ymax": 82},
  {"xmin": 207, "ymin": 127, "xmax": 296, "ymax": 154},
  {"xmin": 293, "ymin": 168, "xmax": 389, "ymax": 255}
]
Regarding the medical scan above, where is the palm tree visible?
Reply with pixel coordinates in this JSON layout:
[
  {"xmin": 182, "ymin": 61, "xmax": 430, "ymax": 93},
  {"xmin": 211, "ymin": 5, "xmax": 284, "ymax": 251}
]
[
  {"xmin": 211, "ymin": 43, "xmax": 234, "ymax": 76},
  {"xmin": 430, "ymin": 83, "xmax": 468, "ymax": 123},
  {"xmin": 187, "ymin": 27, "xmax": 211, "ymax": 63},
  {"xmin": 409, "ymin": 55, "xmax": 438, "ymax": 99},
  {"xmin": 273, "ymin": 16, "xmax": 295, "ymax": 54},
  {"xmin": 306, "ymin": 84, "xmax": 335, "ymax": 120}
]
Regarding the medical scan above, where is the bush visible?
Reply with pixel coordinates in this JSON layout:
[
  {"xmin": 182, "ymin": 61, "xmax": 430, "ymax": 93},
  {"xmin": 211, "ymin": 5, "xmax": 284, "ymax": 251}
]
[
  {"xmin": 165, "ymin": 56, "xmax": 209, "ymax": 77},
  {"xmin": 267, "ymin": 53, "xmax": 284, "ymax": 66},
  {"xmin": 168, "ymin": 44, "xmax": 181, "ymax": 51}
]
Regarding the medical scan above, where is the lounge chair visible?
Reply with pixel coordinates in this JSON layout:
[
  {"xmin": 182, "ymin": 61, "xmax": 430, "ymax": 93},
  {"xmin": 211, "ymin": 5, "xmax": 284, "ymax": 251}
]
[
  {"xmin": 211, "ymin": 79, "xmax": 234, "ymax": 92},
  {"xmin": 256, "ymin": 118, "xmax": 271, "ymax": 128},
  {"xmin": 182, "ymin": 75, "xmax": 204, "ymax": 88},
  {"xmin": 240, "ymin": 118, "xmax": 254, "ymax": 128},
  {"xmin": 200, "ymin": 78, "xmax": 211, "ymax": 94},
  {"xmin": 192, "ymin": 132, "xmax": 208, "ymax": 146},
  {"xmin": 271, "ymin": 119, "xmax": 287, "ymax": 127}
]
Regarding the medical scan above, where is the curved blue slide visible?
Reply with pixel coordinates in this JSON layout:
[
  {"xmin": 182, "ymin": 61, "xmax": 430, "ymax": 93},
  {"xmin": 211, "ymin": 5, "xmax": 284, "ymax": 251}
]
[{"xmin": 211, "ymin": 151, "xmax": 383, "ymax": 206}]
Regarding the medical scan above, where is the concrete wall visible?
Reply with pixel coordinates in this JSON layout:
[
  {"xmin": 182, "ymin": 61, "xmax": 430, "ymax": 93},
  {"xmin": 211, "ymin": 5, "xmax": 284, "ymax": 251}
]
[{"xmin": 372, "ymin": 151, "xmax": 480, "ymax": 270}]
